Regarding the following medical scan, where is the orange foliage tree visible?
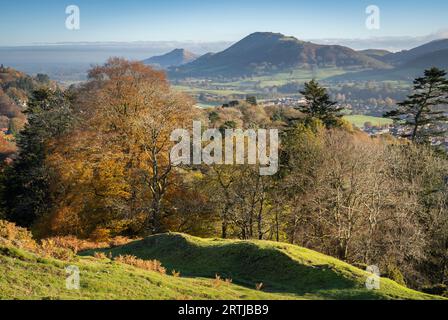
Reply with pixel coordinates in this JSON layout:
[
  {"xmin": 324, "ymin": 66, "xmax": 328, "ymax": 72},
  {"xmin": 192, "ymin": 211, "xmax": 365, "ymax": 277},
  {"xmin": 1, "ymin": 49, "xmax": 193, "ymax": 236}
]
[{"xmin": 41, "ymin": 58, "xmax": 195, "ymax": 237}]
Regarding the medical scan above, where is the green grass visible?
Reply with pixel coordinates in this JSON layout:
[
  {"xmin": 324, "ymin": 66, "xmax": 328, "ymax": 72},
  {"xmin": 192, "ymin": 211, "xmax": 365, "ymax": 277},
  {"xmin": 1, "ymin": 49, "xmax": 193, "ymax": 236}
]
[
  {"xmin": 83, "ymin": 233, "xmax": 440, "ymax": 300},
  {"xmin": 344, "ymin": 115, "xmax": 393, "ymax": 128},
  {"xmin": 0, "ymin": 246, "xmax": 296, "ymax": 300}
]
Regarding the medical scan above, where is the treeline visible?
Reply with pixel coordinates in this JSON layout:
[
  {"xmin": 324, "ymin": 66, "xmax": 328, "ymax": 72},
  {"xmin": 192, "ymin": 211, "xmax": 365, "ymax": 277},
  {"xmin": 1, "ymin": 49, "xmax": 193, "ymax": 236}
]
[{"xmin": 0, "ymin": 58, "xmax": 447, "ymax": 291}]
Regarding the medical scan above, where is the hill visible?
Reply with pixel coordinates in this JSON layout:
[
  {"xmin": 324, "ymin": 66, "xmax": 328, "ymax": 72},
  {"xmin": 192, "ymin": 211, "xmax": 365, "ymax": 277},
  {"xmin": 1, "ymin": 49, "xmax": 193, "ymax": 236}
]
[
  {"xmin": 170, "ymin": 32, "xmax": 390, "ymax": 78},
  {"xmin": 329, "ymin": 48, "xmax": 448, "ymax": 82},
  {"xmin": 0, "ymin": 245, "xmax": 293, "ymax": 300},
  {"xmin": 401, "ymin": 49, "xmax": 448, "ymax": 70},
  {"xmin": 83, "ymin": 233, "xmax": 438, "ymax": 300},
  {"xmin": 382, "ymin": 38, "xmax": 448, "ymax": 66},
  {"xmin": 143, "ymin": 49, "xmax": 198, "ymax": 69}
]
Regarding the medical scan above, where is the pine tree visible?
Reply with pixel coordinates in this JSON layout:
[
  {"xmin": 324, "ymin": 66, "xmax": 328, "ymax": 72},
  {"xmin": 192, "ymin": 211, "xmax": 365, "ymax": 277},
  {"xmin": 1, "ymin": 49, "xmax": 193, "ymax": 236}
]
[
  {"xmin": 298, "ymin": 80, "xmax": 342, "ymax": 126},
  {"xmin": 2, "ymin": 89, "xmax": 74, "ymax": 227},
  {"xmin": 384, "ymin": 67, "xmax": 448, "ymax": 143}
]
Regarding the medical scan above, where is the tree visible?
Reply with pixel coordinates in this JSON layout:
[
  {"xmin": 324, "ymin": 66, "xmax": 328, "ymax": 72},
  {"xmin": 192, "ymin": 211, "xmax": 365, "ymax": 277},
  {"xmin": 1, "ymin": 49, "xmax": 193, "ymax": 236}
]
[
  {"xmin": 246, "ymin": 96, "xmax": 258, "ymax": 106},
  {"xmin": 298, "ymin": 80, "xmax": 342, "ymax": 126},
  {"xmin": 2, "ymin": 89, "xmax": 74, "ymax": 227},
  {"xmin": 385, "ymin": 67, "xmax": 448, "ymax": 143},
  {"xmin": 45, "ymin": 58, "xmax": 194, "ymax": 236}
]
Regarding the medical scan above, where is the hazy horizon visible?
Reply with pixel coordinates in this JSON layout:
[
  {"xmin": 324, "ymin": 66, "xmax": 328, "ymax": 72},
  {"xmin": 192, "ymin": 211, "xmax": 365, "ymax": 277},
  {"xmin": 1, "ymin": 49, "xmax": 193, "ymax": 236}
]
[{"xmin": 1, "ymin": 0, "xmax": 448, "ymax": 45}]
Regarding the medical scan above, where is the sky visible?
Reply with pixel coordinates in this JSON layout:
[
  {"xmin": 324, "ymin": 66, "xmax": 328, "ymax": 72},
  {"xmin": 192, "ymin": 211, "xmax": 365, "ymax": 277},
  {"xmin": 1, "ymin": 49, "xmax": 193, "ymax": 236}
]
[{"xmin": 0, "ymin": 0, "xmax": 448, "ymax": 45}]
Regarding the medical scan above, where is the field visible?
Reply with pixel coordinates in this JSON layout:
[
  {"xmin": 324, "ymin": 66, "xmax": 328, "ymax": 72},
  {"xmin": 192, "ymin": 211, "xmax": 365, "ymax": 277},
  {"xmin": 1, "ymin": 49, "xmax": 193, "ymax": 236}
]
[
  {"xmin": 172, "ymin": 67, "xmax": 364, "ymax": 98},
  {"xmin": 344, "ymin": 115, "xmax": 393, "ymax": 128}
]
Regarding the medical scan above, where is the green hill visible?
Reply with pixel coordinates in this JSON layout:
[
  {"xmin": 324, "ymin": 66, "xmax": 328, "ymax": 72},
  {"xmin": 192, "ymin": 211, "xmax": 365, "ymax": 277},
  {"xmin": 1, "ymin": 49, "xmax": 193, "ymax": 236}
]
[
  {"xmin": 1, "ymin": 232, "xmax": 442, "ymax": 300},
  {"xmin": 83, "ymin": 233, "xmax": 439, "ymax": 300},
  {"xmin": 0, "ymin": 245, "xmax": 296, "ymax": 300}
]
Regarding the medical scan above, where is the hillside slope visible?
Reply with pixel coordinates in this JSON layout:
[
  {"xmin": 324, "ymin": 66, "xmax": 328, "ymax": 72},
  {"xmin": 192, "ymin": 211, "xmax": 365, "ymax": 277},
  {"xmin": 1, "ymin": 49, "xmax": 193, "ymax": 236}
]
[
  {"xmin": 0, "ymin": 246, "xmax": 296, "ymax": 300},
  {"xmin": 383, "ymin": 39, "xmax": 448, "ymax": 65},
  {"xmin": 85, "ymin": 233, "xmax": 439, "ymax": 300},
  {"xmin": 329, "ymin": 48, "xmax": 448, "ymax": 82},
  {"xmin": 170, "ymin": 32, "xmax": 390, "ymax": 78}
]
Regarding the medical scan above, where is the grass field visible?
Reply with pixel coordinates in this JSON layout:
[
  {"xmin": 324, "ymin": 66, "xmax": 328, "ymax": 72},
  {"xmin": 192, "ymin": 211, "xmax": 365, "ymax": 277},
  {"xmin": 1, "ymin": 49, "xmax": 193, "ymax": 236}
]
[
  {"xmin": 1, "ymin": 233, "xmax": 441, "ymax": 300},
  {"xmin": 344, "ymin": 115, "xmax": 393, "ymax": 128}
]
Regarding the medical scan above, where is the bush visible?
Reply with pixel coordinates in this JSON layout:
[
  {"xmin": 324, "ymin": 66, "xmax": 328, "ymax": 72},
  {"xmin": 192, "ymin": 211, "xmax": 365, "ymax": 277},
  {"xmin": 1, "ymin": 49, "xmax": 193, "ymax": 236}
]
[
  {"xmin": 114, "ymin": 255, "xmax": 166, "ymax": 275},
  {"xmin": 40, "ymin": 239, "xmax": 75, "ymax": 261},
  {"xmin": 384, "ymin": 264, "xmax": 407, "ymax": 287},
  {"xmin": 0, "ymin": 220, "xmax": 37, "ymax": 252},
  {"xmin": 42, "ymin": 235, "xmax": 136, "ymax": 254}
]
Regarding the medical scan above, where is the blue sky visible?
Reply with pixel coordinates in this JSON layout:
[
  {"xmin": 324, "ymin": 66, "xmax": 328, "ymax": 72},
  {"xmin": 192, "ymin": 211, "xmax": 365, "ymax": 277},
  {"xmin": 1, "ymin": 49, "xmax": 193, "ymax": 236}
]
[{"xmin": 0, "ymin": 0, "xmax": 447, "ymax": 45}]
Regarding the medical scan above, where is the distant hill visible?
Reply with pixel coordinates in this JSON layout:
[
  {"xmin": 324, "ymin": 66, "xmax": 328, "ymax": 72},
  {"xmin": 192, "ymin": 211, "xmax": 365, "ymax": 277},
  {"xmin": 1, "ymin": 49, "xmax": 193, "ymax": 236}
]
[
  {"xmin": 402, "ymin": 49, "xmax": 448, "ymax": 70},
  {"xmin": 328, "ymin": 39, "xmax": 448, "ymax": 82},
  {"xmin": 382, "ymin": 39, "xmax": 448, "ymax": 66},
  {"xmin": 170, "ymin": 32, "xmax": 390, "ymax": 78},
  {"xmin": 143, "ymin": 49, "xmax": 198, "ymax": 69}
]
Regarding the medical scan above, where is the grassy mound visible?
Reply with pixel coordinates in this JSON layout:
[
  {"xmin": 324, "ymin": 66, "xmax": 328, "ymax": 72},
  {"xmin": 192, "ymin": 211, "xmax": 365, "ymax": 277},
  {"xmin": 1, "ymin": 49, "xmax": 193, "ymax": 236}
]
[
  {"xmin": 0, "ymin": 245, "xmax": 296, "ymax": 300},
  {"xmin": 85, "ymin": 233, "xmax": 440, "ymax": 300}
]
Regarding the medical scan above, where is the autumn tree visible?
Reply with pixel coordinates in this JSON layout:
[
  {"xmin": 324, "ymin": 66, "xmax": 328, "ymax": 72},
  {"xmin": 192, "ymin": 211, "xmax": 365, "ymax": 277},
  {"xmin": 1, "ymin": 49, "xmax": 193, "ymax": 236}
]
[{"xmin": 45, "ymin": 58, "xmax": 195, "ymax": 236}]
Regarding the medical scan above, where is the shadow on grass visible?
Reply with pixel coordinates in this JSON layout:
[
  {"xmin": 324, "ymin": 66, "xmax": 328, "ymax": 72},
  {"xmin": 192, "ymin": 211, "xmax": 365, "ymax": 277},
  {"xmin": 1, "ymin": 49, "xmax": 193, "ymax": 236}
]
[{"xmin": 82, "ymin": 233, "xmax": 383, "ymax": 300}]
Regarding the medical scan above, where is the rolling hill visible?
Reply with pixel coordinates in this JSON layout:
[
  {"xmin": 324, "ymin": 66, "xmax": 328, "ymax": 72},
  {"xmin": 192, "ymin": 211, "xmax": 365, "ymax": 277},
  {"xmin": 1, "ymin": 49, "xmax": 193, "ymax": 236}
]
[
  {"xmin": 143, "ymin": 49, "xmax": 199, "ymax": 69},
  {"xmin": 170, "ymin": 32, "xmax": 391, "ymax": 78}
]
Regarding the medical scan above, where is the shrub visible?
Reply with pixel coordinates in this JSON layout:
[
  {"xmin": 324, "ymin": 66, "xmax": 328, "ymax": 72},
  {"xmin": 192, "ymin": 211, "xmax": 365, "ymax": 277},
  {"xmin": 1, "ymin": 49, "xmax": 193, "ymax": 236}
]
[
  {"xmin": 42, "ymin": 236, "xmax": 136, "ymax": 253},
  {"xmin": 40, "ymin": 239, "xmax": 75, "ymax": 261},
  {"xmin": 90, "ymin": 228, "xmax": 111, "ymax": 242},
  {"xmin": 94, "ymin": 252, "xmax": 108, "ymax": 259},
  {"xmin": 384, "ymin": 264, "xmax": 407, "ymax": 287},
  {"xmin": 213, "ymin": 274, "xmax": 223, "ymax": 288},
  {"xmin": 0, "ymin": 220, "xmax": 37, "ymax": 252},
  {"xmin": 114, "ymin": 255, "xmax": 166, "ymax": 275}
]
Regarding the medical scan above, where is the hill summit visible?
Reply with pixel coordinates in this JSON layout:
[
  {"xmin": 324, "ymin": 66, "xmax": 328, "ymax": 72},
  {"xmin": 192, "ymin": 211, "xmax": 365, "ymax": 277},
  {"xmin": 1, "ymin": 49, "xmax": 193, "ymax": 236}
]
[
  {"xmin": 143, "ymin": 48, "xmax": 198, "ymax": 69},
  {"xmin": 170, "ymin": 32, "xmax": 390, "ymax": 78}
]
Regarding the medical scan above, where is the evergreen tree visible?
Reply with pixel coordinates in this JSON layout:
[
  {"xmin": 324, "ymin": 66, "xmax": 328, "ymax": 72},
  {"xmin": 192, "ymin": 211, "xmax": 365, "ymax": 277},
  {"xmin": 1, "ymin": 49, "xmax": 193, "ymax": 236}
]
[
  {"xmin": 384, "ymin": 67, "xmax": 448, "ymax": 143},
  {"xmin": 298, "ymin": 80, "xmax": 342, "ymax": 126},
  {"xmin": 2, "ymin": 88, "xmax": 74, "ymax": 227},
  {"xmin": 246, "ymin": 96, "xmax": 258, "ymax": 106}
]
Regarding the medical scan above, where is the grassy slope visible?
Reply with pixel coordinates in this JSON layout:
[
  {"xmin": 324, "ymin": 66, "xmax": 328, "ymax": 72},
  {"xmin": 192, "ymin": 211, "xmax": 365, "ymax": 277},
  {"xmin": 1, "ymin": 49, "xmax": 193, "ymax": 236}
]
[
  {"xmin": 0, "ymin": 246, "xmax": 296, "ymax": 300},
  {"xmin": 85, "ymin": 233, "xmax": 439, "ymax": 300}
]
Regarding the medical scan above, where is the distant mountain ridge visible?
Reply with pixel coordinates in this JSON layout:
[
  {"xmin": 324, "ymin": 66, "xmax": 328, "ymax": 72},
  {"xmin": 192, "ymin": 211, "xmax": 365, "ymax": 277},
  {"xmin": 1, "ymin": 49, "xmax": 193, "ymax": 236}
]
[
  {"xmin": 170, "ymin": 32, "xmax": 391, "ymax": 78},
  {"xmin": 329, "ymin": 40, "xmax": 448, "ymax": 81},
  {"xmin": 143, "ymin": 49, "xmax": 199, "ymax": 69},
  {"xmin": 381, "ymin": 39, "xmax": 448, "ymax": 65}
]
